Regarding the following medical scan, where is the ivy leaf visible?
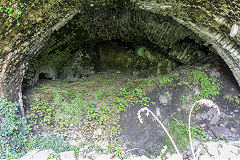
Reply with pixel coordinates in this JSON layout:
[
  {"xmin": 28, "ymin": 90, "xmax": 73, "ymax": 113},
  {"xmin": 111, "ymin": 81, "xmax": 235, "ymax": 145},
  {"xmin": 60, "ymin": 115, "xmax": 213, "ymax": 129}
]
[
  {"xmin": 20, "ymin": 3, "xmax": 24, "ymax": 8},
  {"xmin": 17, "ymin": 23, "xmax": 20, "ymax": 26},
  {"xmin": 9, "ymin": 19, "xmax": 13, "ymax": 23}
]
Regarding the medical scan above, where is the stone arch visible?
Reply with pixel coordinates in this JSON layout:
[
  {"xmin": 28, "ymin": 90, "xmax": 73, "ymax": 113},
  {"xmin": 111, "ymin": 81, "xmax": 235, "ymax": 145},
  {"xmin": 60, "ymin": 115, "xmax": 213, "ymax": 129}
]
[{"xmin": 0, "ymin": 1, "xmax": 239, "ymax": 115}]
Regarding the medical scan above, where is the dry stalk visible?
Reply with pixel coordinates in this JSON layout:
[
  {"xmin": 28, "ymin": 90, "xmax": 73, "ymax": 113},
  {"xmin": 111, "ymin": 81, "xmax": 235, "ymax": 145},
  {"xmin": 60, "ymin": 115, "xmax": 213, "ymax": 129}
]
[
  {"xmin": 137, "ymin": 107, "xmax": 180, "ymax": 155},
  {"xmin": 188, "ymin": 99, "xmax": 220, "ymax": 160}
]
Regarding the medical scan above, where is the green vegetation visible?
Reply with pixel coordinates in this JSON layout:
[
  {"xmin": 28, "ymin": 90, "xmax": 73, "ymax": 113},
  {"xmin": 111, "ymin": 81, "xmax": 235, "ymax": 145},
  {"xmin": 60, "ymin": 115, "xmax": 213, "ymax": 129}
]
[
  {"xmin": 107, "ymin": 138, "xmax": 126, "ymax": 159},
  {"xmin": 182, "ymin": 95, "xmax": 187, "ymax": 104},
  {"xmin": 158, "ymin": 74, "xmax": 173, "ymax": 85},
  {"xmin": 0, "ymin": 0, "xmax": 23, "ymax": 26},
  {"xmin": 224, "ymin": 95, "xmax": 240, "ymax": 104},
  {"xmin": 177, "ymin": 70, "xmax": 222, "ymax": 112},
  {"xmin": 164, "ymin": 118, "xmax": 209, "ymax": 154},
  {"xmin": 2, "ymin": 68, "xmax": 227, "ymax": 158},
  {"xmin": 27, "ymin": 134, "xmax": 71, "ymax": 153},
  {"xmin": 154, "ymin": 69, "xmax": 221, "ymax": 103},
  {"xmin": 27, "ymin": 98, "xmax": 55, "ymax": 126},
  {"xmin": 0, "ymin": 95, "xmax": 121, "ymax": 158},
  {"xmin": 27, "ymin": 91, "xmax": 110, "ymax": 128},
  {"xmin": 215, "ymin": 135, "xmax": 229, "ymax": 142},
  {"xmin": 192, "ymin": 70, "xmax": 221, "ymax": 99},
  {"xmin": 26, "ymin": 73, "xmax": 153, "ymax": 142},
  {"xmin": 0, "ymin": 97, "xmax": 31, "ymax": 159},
  {"xmin": 0, "ymin": 97, "xmax": 75, "ymax": 159},
  {"xmin": 25, "ymin": 69, "xmax": 223, "ymax": 148}
]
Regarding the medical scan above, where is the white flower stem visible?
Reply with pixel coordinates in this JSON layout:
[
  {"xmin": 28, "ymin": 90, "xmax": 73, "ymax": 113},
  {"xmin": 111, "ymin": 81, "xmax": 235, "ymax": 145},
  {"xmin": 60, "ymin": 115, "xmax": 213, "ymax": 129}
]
[
  {"xmin": 139, "ymin": 107, "xmax": 180, "ymax": 155},
  {"xmin": 188, "ymin": 101, "xmax": 197, "ymax": 160},
  {"xmin": 188, "ymin": 99, "xmax": 219, "ymax": 160}
]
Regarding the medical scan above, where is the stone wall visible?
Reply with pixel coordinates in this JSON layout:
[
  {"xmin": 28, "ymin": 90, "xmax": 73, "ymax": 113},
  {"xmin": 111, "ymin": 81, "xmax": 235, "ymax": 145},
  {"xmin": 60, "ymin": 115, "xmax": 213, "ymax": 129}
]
[{"xmin": 0, "ymin": 0, "xmax": 239, "ymax": 111}]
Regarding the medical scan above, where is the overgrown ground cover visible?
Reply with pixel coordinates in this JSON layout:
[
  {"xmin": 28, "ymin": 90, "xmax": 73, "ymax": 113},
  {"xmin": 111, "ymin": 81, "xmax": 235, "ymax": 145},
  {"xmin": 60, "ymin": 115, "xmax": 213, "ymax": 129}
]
[
  {"xmin": 25, "ymin": 72, "xmax": 150, "ymax": 138},
  {"xmin": 25, "ymin": 68, "xmax": 225, "ymax": 156},
  {"xmin": 24, "ymin": 72, "xmax": 154, "ymax": 159},
  {"xmin": 1, "ymin": 66, "xmax": 239, "ymax": 159}
]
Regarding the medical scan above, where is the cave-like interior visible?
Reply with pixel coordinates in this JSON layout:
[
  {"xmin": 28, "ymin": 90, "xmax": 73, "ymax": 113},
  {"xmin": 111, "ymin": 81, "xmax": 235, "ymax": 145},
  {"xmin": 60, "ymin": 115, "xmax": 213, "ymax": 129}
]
[
  {"xmin": 2, "ymin": 1, "xmax": 240, "ymax": 159},
  {"xmin": 22, "ymin": 6, "xmax": 219, "ymax": 90},
  {"xmin": 19, "ymin": 3, "xmax": 240, "ymax": 159}
]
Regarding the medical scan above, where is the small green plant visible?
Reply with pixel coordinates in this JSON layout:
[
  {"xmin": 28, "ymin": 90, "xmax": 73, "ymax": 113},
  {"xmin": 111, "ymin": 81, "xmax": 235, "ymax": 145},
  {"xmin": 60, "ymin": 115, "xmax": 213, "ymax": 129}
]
[
  {"xmin": 114, "ymin": 98, "xmax": 129, "ymax": 111},
  {"xmin": 107, "ymin": 138, "xmax": 126, "ymax": 159},
  {"xmin": 86, "ymin": 101, "xmax": 106, "ymax": 121},
  {"xmin": 0, "ymin": 97, "xmax": 31, "ymax": 159},
  {"xmin": 224, "ymin": 95, "xmax": 240, "ymax": 104},
  {"xmin": 27, "ymin": 98, "xmax": 56, "ymax": 126},
  {"xmin": 215, "ymin": 135, "xmax": 229, "ymax": 142},
  {"xmin": 83, "ymin": 144, "xmax": 104, "ymax": 155},
  {"xmin": 186, "ymin": 103, "xmax": 201, "ymax": 114},
  {"xmin": 138, "ymin": 97, "xmax": 150, "ymax": 105},
  {"xmin": 190, "ymin": 125, "xmax": 209, "ymax": 141},
  {"xmin": 131, "ymin": 86, "xmax": 144, "ymax": 99},
  {"xmin": 164, "ymin": 118, "xmax": 189, "ymax": 154},
  {"xmin": 192, "ymin": 70, "xmax": 221, "ymax": 99},
  {"xmin": 158, "ymin": 74, "xmax": 173, "ymax": 85},
  {"xmin": 177, "ymin": 81, "xmax": 186, "ymax": 86},
  {"xmin": 166, "ymin": 92, "xmax": 171, "ymax": 98},
  {"xmin": 118, "ymin": 87, "xmax": 130, "ymax": 98},
  {"xmin": 182, "ymin": 96, "xmax": 187, "ymax": 104},
  {"xmin": 151, "ymin": 101, "xmax": 156, "ymax": 105},
  {"xmin": 96, "ymin": 91, "xmax": 104, "ymax": 99},
  {"xmin": 227, "ymin": 97, "xmax": 235, "ymax": 102},
  {"xmin": 55, "ymin": 93, "xmax": 89, "ymax": 126},
  {"xmin": 236, "ymin": 98, "xmax": 240, "ymax": 104}
]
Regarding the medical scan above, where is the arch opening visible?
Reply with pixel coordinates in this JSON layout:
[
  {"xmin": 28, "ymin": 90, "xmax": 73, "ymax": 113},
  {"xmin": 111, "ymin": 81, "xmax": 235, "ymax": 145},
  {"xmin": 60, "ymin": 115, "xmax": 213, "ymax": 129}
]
[
  {"xmin": 19, "ymin": 5, "xmax": 240, "ymax": 158},
  {"xmin": 39, "ymin": 73, "xmax": 52, "ymax": 80},
  {"xmin": 22, "ymin": 6, "xmax": 219, "ymax": 90}
]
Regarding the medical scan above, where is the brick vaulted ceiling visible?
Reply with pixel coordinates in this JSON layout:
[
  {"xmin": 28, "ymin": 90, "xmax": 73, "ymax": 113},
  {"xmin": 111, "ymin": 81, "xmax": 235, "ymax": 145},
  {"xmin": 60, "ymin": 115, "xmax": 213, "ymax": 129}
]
[{"xmin": 0, "ymin": 0, "xmax": 240, "ymax": 110}]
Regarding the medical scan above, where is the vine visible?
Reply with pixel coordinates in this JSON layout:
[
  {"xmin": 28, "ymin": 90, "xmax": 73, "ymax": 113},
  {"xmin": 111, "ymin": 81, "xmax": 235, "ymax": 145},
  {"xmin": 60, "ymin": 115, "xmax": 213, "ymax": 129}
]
[{"xmin": 0, "ymin": 97, "xmax": 31, "ymax": 159}]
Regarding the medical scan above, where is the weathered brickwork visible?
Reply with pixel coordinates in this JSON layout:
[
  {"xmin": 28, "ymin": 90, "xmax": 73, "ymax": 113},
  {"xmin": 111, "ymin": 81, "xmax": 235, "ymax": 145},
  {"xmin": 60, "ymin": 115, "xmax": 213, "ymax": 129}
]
[{"xmin": 0, "ymin": 0, "xmax": 239, "ymax": 106}]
